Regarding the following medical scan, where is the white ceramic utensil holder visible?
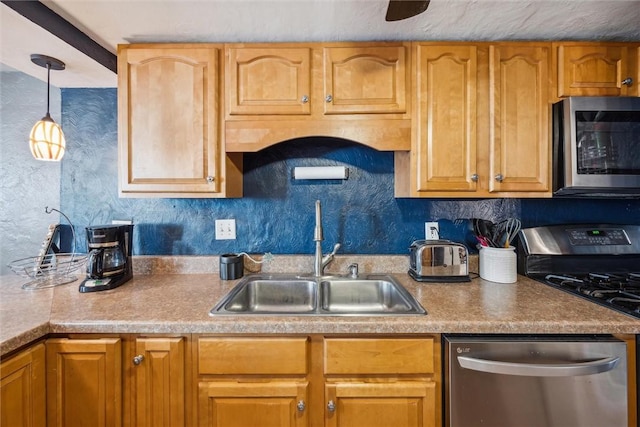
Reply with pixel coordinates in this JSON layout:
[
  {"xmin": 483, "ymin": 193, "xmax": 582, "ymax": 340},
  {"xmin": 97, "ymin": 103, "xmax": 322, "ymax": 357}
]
[{"xmin": 479, "ymin": 246, "xmax": 517, "ymax": 283}]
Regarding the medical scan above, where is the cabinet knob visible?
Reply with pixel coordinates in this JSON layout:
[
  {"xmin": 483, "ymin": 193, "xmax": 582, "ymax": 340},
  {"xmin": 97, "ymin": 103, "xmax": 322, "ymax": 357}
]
[
  {"xmin": 133, "ymin": 354, "xmax": 144, "ymax": 365},
  {"xmin": 622, "ymin": 77, "xmax": 633, "ymax": 86},
  {"xmin": 327, "ymin": 400, "xmax": 336, "ymax": 412},
  {"xmin": 206, "ymin": 176, "xmax": 214, "ymax": 183},
  {"xmin": 470, "ymin": 173, "xmax": 479, "ymax": 182},
  {"xmin": 325, "ymin": 94, "xmax": 333, "ymax": 103},
  {"xmin": 297, "ymin": 400, "xmax": 306, "ymax": 412},
  {"xmin": 495, "ymin": 173, "xmax": 504, "ymax": 182},
  {"xmin": 301, "ymin": 95, "xmax": 309, "ymax": 103}
]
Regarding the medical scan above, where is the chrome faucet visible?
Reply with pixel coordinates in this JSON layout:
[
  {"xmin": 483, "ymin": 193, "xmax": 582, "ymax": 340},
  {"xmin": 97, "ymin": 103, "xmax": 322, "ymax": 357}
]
[{"xmin": 313, "ymin": 200, "xmax": 340, "ymax": 277}]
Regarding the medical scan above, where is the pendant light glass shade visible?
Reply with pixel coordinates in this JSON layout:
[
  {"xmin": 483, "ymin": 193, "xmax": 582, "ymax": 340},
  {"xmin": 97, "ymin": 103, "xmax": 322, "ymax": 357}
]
[
  {"xmin": 29, "ymin": 54, "xmax": 66, "ymax": 161},
  {"xmin": 29, "ymin": 113, "xmax": 66, "ymax": 161}
]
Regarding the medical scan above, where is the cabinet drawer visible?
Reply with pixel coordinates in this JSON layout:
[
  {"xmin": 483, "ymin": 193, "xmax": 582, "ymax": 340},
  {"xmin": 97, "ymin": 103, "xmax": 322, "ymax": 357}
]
[
  {"xmin": 324, "ymin": 338, "xmax": 433, "ymax": 375},
  {"xmin": 198, "ymin": 337, "xmax": 308, "ymax": 375}
]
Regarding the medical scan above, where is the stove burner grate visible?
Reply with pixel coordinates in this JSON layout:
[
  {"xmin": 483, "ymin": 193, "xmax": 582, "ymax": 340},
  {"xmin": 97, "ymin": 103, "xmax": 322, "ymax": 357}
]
[{"xmin": 543, "ymin": 272, "xmax": 640, "ymax": 319}]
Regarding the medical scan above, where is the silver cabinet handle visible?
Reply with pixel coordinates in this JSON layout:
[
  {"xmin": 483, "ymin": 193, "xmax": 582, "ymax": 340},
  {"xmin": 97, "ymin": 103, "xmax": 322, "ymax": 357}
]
[
  {"xmin": 495, "ymin": 174, "xmax": 504, "ymax": 182},
  {"xmin": 470, "ymin": 174, "xmax": 479, "ymax": 182},
  {"xmin": 327, "ymin": 400, "xmax": 336, "ymax": 412},
  {"xmin": 301, "ymin": 95, "xmax": 309, "ymax": 103},
  {"xmin": 622, "ymin": 77, "xmax": 633, "ymax": 86},
  {"xmin": 325, "ymin": 94, "xmax": 333, "ymax": 103},
  {"xmin": 457, "ymin": 355, "xmax": 620, "ymax": 377},
  {"xmin": 297, "ymin": 400, "xmax": 305, "ymax": 412},
  {"xmin": 133, "ymin": 354, "xmax": 144, "ymax": 365},
  {"xmin": 206, "ymin": 176, "xmax": 214, "ymax": 183}
]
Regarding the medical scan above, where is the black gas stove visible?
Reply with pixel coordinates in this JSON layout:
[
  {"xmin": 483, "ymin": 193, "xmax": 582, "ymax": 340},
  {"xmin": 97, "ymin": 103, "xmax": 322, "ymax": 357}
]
[{"xmin": 518, "ymin": 224, "xmax": 640, "ymax": 319}]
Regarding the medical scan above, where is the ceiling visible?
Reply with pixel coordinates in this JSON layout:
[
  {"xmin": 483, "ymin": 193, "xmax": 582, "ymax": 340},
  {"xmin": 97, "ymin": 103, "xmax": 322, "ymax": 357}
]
[{"xmin": 2, "ymin": 0, "xmax": 639, "ymax": 88}]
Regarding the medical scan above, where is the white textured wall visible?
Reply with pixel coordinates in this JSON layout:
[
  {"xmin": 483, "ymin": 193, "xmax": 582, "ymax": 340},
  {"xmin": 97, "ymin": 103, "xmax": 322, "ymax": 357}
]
[{"xmin": 0, "ymin": 71, "xmax": 62, "ymax": 275}]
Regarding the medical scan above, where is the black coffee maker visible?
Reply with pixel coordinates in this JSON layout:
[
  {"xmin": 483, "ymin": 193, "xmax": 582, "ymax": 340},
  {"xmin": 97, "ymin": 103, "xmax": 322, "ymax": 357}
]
[{"xmin": 79, "ymin": 224, "xmax": 133, "ymax": 293}]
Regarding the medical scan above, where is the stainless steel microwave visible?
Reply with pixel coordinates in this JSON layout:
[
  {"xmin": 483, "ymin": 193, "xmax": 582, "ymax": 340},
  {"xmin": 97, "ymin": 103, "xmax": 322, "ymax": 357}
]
[{"xmin": 553, "ymin": 96, "xmax": 640, "ymax": 197}]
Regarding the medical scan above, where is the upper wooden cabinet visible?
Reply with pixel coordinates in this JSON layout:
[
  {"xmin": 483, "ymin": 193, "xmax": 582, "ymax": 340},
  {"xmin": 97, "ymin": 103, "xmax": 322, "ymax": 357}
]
[
  {"xmin": 411, "ymin": 44, "xmax": 478, "ymax": 193},
  {"xmin": 555, "ymin": 42, "xmax": 638, "ymax": 97},
  {"xmin": 396, "ymin": 42, "xmax": 552, "ymax": 198},
  {"xmin": 488, "ymin": 44, "xmax": 551, "ymax": 194},
  {"xmin": 118, "ymin": 44, "xmax": 242, "ymax": 198},
  {"xmin": 224, "ymin": 42, "xmax": 412, "ymax": 152},
  {"xmin": 227, "ymin": 47, "xmax": 312, "ymax": 116},
  {"xmin": 322, "ymin": 46, "xmax": 408, "ymax": 115},
  {"xmin": 226, "ymin": 44, "xmax": 407, "ymax": 117}
]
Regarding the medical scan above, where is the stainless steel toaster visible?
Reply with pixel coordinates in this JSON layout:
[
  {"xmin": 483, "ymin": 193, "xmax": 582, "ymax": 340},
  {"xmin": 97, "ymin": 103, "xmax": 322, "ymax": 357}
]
[{"xmin": 408, "ymin": 240, "xmax": 470, "ymax": 282}]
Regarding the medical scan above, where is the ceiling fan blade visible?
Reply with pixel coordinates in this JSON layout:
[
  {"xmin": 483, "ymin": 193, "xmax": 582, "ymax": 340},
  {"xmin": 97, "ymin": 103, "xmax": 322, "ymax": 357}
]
[{"xmin": 385, "ymin": 0, "xmax": 430, "ymax": 21}]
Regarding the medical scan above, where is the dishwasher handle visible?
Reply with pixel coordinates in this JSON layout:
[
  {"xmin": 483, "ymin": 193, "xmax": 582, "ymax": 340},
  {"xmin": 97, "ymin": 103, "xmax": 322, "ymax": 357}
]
[{"xmin": 457, "ymin": 355, "xmax": 620, "ymax": 377}]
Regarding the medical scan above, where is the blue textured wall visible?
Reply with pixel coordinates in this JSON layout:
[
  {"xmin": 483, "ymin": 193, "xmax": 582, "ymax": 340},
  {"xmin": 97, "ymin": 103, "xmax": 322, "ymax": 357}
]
[
  {"xmin": 60, "ymin": 88, "xmax": 639, "ymax": 256},
  {"xmin": 0, "ymin": 71, "xmax": 62, "ymax": 275}
]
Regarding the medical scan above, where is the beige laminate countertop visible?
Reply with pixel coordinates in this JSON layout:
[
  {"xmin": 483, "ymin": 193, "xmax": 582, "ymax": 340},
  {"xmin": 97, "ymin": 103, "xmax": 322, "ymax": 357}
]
[{"xmin": 2, "ymin": 255, "xmax": 639, "ymax": 357}]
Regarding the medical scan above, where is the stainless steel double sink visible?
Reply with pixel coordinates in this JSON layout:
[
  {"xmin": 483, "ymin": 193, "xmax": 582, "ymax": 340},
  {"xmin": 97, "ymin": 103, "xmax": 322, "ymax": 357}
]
[{"xmin": 210, "ymin": 274, "xmax": 426, "ymax": 316}]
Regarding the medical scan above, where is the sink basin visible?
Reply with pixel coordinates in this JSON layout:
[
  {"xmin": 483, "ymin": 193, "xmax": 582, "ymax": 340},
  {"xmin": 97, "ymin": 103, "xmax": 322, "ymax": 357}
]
[
  {"xmin": 320, "ymin": 278, "xmax": 424, "ymax": 314},
  {"xmin": 210, "ymin": 274, "xmax": 426, "ymax": 316},
  {"xmin": 216, "ymin": 278, "xmax": 317, "ymax": 313}
]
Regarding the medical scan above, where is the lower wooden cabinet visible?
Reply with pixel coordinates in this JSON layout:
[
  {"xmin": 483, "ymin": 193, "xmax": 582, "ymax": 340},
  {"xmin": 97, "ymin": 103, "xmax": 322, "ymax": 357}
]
[
  {"xmin": 323, "ymin": 338, "xmax": 438, "ymax": 427},
  {"xmin": 0, "ymin": 343, "xmax": 46, "ymax": 427},
  {"xmin": 44, "ymin": 335, "xmax": 188, "ymax": 427},
  {"xmin": 4, "ymin": 334, "xmax": 438, "ymax": 427},
  {"xmin": 198, "ymin": 381, "xmax": 309, "ymax": 427},
  {"xmin": 196, "ymin": 335, "xmax": 440, "ymax": 427},
  {"xmin": 127, "ymin": 337, "xmax": 187, "ymax": 427},
  {"xmin": 325, "ymin": 382, "xmax": 435, "ymax": 427},
  {"xmin": 46, "ymin": 338, "xmax": 122, "ymax": 427}
]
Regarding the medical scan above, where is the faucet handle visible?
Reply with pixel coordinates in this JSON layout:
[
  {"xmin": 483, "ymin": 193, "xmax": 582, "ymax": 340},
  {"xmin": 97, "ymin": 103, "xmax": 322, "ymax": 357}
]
[
  {"xmin": 348, "ymin": 263, "xmax": 359, "ymax": 278},
  {"xmin": 330, "ymin": 243, "xmax": 341, "ymax": 255}
]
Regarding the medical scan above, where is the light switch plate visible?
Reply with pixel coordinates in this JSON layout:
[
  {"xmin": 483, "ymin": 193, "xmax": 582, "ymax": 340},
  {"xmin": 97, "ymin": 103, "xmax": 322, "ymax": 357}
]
[{"xmin": 215, "ymin": 219, "xmax": 236, "ymax": 240}]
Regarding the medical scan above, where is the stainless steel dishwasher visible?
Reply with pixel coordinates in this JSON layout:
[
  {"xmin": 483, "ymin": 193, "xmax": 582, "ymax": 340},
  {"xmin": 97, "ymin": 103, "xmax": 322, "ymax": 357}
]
[{"xmin": 444, "ymin": 335, "xmax": 628, "ymax": 427}]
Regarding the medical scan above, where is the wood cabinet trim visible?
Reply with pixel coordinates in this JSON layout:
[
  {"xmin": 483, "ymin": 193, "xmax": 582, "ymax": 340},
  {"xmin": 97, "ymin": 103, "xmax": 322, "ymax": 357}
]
[{"xmin": 198, "ymin": 337, "xmax": 309, "ymax": 375}]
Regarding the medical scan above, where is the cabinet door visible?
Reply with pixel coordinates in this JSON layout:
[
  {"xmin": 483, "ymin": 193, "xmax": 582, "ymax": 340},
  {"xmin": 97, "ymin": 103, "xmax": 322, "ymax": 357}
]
[
  {"xmin": 557, "ymin": 44, "xmax": 632, "ymax": 97},
  {"xmin": 46, "ymin": 338, "xmax": 121, "ymax": 427},
  {"xmin": 118, "ymin": 46, "xmax": 221, "ymax": 195},
  {"xmin": 131, "ymin": 337, "xmax": 185, "ymax": 427},
  {"xmin": 0, "ymin": 343, "xmax": 45, "ymax": 427},
  {"xmin": 415, "ymin": 45, "xmax": 478, "ymax": 192},
  {"xmin": 325, "ymin": 382, "xmax": 436, "ymax": 427},
  {"xmin": 227, "ymin": 47, "xmax": 311, "ymax": 115},
  {"xmin": 489, "ymin": 45, "xmax": 551, "ymax": 193},
  {"xmin": 323, "ymin": 46, "xmax": 408, "ymax": 114},
  {"xmin": 198, "ymin": 381, "xmax": 308, "ymax": 427}
]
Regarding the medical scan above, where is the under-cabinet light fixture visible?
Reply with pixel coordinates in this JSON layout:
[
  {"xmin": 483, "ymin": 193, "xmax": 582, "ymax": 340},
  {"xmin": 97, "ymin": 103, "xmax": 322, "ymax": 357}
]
[
  {"xmin": 292, "ymin": 166, "xmax": 349, "ymax": 180},
  {"xmin": 29, "ymin": 54, "xmax": 66, "ymax": 161}
]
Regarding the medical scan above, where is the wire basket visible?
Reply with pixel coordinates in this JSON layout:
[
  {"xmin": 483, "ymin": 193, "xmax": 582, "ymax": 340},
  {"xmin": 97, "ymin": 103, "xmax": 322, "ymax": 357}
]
[
  {"xmin": 8, "ymin": 253, "xmax": 88, "ymax": 290},
  {"xmin": 8, "ymin": 207, "xmax": 86, "ymax": 290}
]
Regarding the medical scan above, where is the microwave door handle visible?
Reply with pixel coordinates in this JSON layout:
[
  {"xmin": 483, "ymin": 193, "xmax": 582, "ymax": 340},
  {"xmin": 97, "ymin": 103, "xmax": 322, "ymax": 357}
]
[{"xmin": 457, "ymin": 355, "xmax": 620, "ymax": 377}]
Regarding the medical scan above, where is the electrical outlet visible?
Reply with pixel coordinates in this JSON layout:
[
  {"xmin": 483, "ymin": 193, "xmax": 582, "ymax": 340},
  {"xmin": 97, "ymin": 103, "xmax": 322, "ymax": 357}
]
[
  {"xmin": 425, "ymin": 222, "xmax": 439, "ymax": 240},
  {"xmin": 215, "ymin": 219, "xmax": 236, "ymax": 240}
]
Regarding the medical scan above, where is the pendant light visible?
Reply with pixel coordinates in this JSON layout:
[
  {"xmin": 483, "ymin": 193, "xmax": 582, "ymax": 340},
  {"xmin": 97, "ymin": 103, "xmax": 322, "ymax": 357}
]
[{"xmin": 29, "ymin": 54, "xmax": 66, "ymax": 161}]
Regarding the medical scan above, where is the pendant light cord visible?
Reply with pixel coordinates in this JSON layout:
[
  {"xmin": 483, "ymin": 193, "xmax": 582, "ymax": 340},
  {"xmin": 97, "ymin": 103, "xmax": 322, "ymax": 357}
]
[{"xmin": 46, "ymin": 62, "xmax": 51, "ymax": 117}]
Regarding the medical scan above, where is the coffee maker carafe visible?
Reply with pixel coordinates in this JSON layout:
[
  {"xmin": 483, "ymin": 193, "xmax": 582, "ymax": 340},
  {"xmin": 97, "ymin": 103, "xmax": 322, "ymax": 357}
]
[{"xmin": 79, "ymin": 224, "xmax": 133, "ymax": 293}]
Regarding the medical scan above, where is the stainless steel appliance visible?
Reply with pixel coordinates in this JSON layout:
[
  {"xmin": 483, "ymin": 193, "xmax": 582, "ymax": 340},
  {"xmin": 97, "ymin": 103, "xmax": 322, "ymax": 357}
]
[
  {"xmin": 552, "ymin": 96, "xmax": 640, "ymax": 197},
  {"xmin": 518, "ymin": 224, "xmax": 640, "ymax": 318},
  {"xmin": 408, "ymin": 239, "xmax": 470, "ymax": 282},
  {"xmin": 79, "ymin": 224, "xmax": 133, "ymax": 292},
  {"xmin": 444, "ymin": 335, "xmax": 628, "ymax": 427}
]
